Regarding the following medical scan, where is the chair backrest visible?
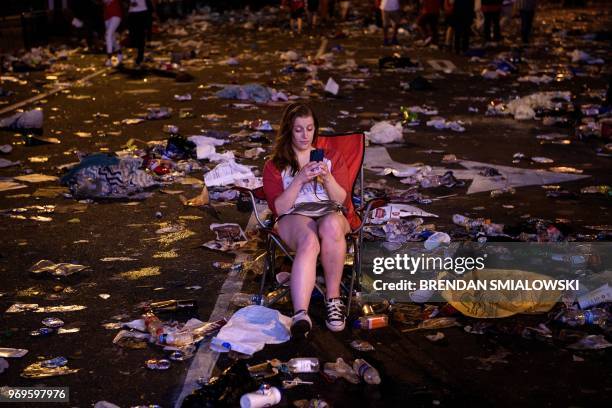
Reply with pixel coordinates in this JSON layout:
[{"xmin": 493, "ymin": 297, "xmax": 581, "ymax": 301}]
[{"xmin": 315, "ymin": 132, "xmax": 365, "ymax": 204}]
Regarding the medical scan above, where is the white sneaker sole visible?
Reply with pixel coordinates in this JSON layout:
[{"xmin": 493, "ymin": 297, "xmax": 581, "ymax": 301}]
[{"xmin": 326, "ymin": 320, "xmax": 345, "ymax": 332}]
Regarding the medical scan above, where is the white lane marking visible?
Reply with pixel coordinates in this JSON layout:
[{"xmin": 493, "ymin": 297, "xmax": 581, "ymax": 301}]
[
  {"xmin": 0, "ymin": 67, "xmax": 109, "ymax": 116},
  {"xmin": 0, "ymin": 39, "xmax": 182, "ymax": 117},
  {"xmin": 174, "ymin": 203, "xmax": 269, "ymax": 408}
]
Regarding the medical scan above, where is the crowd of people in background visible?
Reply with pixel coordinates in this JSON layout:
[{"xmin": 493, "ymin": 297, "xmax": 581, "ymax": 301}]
[
  {"xmin": 278, "ymin": 0, "xmax": 540, "ymax": 55},
  {"xmin": 69, "ymin": 0, "xmax": 543, "ymax": 68},
  {"xmin": 374, "ymin": 0, "xmax": 539, "ymax": 53}
]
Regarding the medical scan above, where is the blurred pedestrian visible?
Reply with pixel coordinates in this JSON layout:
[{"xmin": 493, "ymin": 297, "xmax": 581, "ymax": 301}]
[
  {"xmin": 481, "ymin": 0, "xmax": 502, "ymax": 44},
  {"xmin": 443, "ymin": 0, "xmax": 455, "ymax": 51},
  {"xmin": 128, "ymin": 0, "xmax": 153, "ymax": 67},
  {"xmin": 417, "ymin": 0, "xmax": 440, "ymax": 46},
  {"xmin": 320, "ymin": 0, "xmax": 330, "ymax": 23},
  {"xmin": 380, "ymin": 0, "xmax": 401, "ymax": 46},
  {"xmin": 452, "ymin": 0, "xmax": 474, "ymax": 53},
  {"xmin": 516, "ymin": 0, "xmax": 537, "ymax": 45},
  {"xmin": 282, "ymin": 0, "xmax": 306, "ymax": 34},
  {"xmin": 103, "ymin": 0, "xmax": 122, "ymax": 67},
  {"xmin": 307, "ymin": 0, "xmax": 320, "ymax": 28},
  {"xmin": 338, "ymin": 1, "xmax": 351, "ymax": 21}
]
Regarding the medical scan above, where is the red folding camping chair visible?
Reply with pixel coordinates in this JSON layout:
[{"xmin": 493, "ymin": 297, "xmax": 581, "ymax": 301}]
[{"xmin": 235, "ymin": 132, "xmax": 385, "ymax": 316}]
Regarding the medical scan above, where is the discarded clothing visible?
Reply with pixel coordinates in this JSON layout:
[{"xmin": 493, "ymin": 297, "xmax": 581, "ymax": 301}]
[{"xmin": 61, "ymin": 154, "xmax": 158, "ymax": 199}]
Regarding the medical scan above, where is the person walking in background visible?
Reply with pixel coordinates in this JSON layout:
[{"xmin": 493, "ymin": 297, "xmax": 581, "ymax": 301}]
[
  {"xmin": 282, "ymin": 0, "xmax": 306, "ymax": 34},
  {"xmin": 338, "ymin": 1, "xmax": 351, "ymax": 21},
  {"xmin": 481, "ymin": 0, "xmax": 503, "ymax": 44},
  {"xmin": 516, "ymin": 0, "xmax": 537, "ymax": 45},
  {"xmin": 380, "ymin": 0, "xmax": 401, "ymax": 46},
  {"xmin": 103, "ymin": 0, "xmax": 122, "ymax": 67},
  {"xmin": 443, "ymin": 0, "xmax": 455, "ymax": 51},
  {"xmin": 307, "ymin": 0, "xmax": 320, "ymax": 29},
  {"xmin": 320, "ymin": 0, "xmax": 330, "ymax": 24},
  {"xmin": 417, "ymin": 0, "xmax": 441, "ymax": 47},
  {"xmin": 128, "ymin": 0, "xmax": 152, "ymax": 67},
  {"xmin": 452, "ymin": 0, "xmax": 474, "ymax": 54}
]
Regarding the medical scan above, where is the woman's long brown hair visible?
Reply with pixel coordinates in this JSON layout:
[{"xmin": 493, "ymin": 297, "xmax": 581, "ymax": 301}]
[{"xmin": 271, "ymin": 102, "xmax": 319, "ymax": 176}]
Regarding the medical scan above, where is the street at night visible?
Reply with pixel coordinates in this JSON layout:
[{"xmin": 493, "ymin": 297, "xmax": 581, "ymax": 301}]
[{"xmin": 1, "ymin": 1, "xmax": 611, "ymax": 407}]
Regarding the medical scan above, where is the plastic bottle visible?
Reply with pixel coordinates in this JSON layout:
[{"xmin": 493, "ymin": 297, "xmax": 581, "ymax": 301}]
[
  {"xmin": 158, "ymin": 330, "xmax": 194, "ymax": 347},
  {"xmin": 490, "ymin": 187, "xmax": 516, "ymax": 198},
  {"xmin": 286, "ymin": 357, "xmax": 319, "ymax": 373},
  {"xmin": 323, "ymin": 358, "xmax": 359, "ymax": 384},
  {"xmin": 354, "ymin": 315, "xmax": 388, "ymax": 330},
  {"xmin": 143, "ymin": 312, "xmax": 165, "ymax": 338},
  {"xmin": 558, "ymin": 308, "xmax": 608, "ymax": 328},
  {"xmin": 452, "ymin": 214, "xmax": 484, "ymax": 229},
  {"xmin": 231, "ymin": 293, "xmax": 264, "ymax": 307},
  {"xmin": 240, "ymin": 384, "xmax": 281, "ymax": 408},
  {"xmin": 353, "ymin": 359, "xmax": 381, "ymax": 384}
]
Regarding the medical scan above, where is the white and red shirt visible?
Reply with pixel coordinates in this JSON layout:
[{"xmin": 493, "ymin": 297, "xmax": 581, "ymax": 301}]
[{"xmin": 281, "ymin": 157, "xmax": 333, "ymax": 206}]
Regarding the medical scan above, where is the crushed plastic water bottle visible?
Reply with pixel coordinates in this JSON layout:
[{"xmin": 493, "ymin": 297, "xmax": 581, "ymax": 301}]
[{"xmin": 323, "ymin": 358, "xmax": 359, "ymax": 384}]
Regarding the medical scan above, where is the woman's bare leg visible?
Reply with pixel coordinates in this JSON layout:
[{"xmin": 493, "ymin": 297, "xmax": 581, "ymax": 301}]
[
  {"xmin": 317, "ymin": 213, "xmax": 350, "ymax": 299},
  {"xmin": 277, "ymin": 215, "xmax": 319, "ymax": 313}
]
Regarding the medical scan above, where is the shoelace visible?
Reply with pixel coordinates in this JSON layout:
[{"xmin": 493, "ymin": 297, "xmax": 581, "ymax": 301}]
[{"xmin": 326, "ymin": 300, "xmax": 345, "ymax": 321}]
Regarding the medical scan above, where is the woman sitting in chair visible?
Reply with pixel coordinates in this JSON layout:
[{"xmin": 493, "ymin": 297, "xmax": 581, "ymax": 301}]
[{"xmin": 263, "ymin": 103, "xmax": 358, "ymax": 337}]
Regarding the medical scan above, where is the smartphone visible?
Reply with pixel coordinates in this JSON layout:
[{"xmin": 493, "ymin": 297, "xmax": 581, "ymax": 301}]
[{"xmin": 309, "ymin": 148, "xmax": 324, "ymax": 162}]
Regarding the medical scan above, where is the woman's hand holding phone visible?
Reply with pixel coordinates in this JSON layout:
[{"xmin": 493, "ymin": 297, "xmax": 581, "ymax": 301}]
[{"xmin": 295, "ymin": 162, "xmax": 323, "ymax": 186}]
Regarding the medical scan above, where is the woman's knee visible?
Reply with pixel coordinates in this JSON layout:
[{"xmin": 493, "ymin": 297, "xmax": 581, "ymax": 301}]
[
  {"xmin": 318, "ymin": 215, "xmax": 347, "ymax": 241},
  {"xmin": 296, "ymin": 233, "xmax": 320, "ymax": 255}
]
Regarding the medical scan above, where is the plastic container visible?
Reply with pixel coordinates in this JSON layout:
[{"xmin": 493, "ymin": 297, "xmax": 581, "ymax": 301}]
[
  {"xmin": 158, "ymin": 330, "xmax": 194, "ymax": 347},
  {"xmin": 354, "ymin": 315, "xmax": 388, "ymax": 330},
  {"xmin": 353, "ymin": 359, "xmax": 381, "ymax": 384},
  {"xmin": 240, "ymin": 385, "xmax": 281, "ymax": 408},
  {"xmin": 286, "ymin": 357, "xmax": 319, "ymax": 373}
]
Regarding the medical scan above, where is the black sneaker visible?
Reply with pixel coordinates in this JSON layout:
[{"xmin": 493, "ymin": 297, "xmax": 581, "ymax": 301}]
[
  {"xmin": 325, "ymin": 298, "xmax": 346, "ymax": 332},
  {"xmin": 291, "ymin": 310, "xmax": 312, "ymax": 338}
]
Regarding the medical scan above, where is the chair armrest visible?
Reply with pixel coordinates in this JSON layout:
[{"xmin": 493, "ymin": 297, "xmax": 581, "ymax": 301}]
[
  {"xmin": 232, "ymin": 186, "xmax": 269, "ymax": 229},
  {"xmin": 354, "ymin": 197, "xmax": 389, "ymax": 233}
]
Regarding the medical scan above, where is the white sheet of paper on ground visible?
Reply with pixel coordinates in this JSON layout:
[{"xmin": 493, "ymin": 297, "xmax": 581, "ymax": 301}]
[
  {"xmin": 364, "ymin": 146, "xmax": 423, "ymax": 175},
  {"xmin": 0, "ymin": 181, "xmax": 27, "ymax": 191},
  {"xmin": 365, "ymin": 147, "xmax": 589, "ymax": 195},
  {"xmin": 0, "ymin": 158, "xmax": 20, "ymax": 168},
  {"xmin": 0, "ymin": 348, "xmax": 28, "ymax": 358},
  {"xmin": 204, "ymin": 161, "xmax": 255, "ymax": 187},
  {"xmin": 370, "ymin": 204, "xmax": 438, "ymax": 224},
  {"xmin": 13, "ymin": 174, "xmax": 59, "ymax": 183},
  {"xmin": 427, "ymin": 59, "xmax": 456, "ymax": 72},
  {"xmin": 324, "ymin": 77, "xmax": 339, "ymax": 95}
]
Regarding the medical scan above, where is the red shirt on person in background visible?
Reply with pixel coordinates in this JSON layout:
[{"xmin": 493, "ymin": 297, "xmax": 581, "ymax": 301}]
[
  {"xmin": 282, "ymin": 0, "xmax": 306, "ymax": 12},
  {"xmin": 104, "ymin": 0, "xmax": 122, "ymax": 20},
  {"xmin": 421, "ymin": 0, "xmax": 441, "ymax": 15}
]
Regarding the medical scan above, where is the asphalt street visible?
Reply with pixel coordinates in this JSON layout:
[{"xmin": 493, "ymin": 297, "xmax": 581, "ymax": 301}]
[{"xmin": 1, "ymin": 3, "xmax": 611, "ymax": 407}]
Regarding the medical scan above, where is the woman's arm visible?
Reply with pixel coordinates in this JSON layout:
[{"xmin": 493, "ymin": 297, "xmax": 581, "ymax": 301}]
[
  {"xmin": 264, "ymin": 160, "xmax": 322, "ymax": 216},
  {"xmin": 273, "ymin": 177, "xmax": 304, "ymax": 215},
  {"xmin": 319, "ymin": 153, "xmax": 348, "ymax": 204},
  {"xmin": 320, "ymin": 169, "xmax": 347, "ymax": 203}
]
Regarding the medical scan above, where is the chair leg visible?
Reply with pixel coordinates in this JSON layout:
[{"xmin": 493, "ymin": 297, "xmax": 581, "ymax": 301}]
[{"xmin": 258, "ymin": 237, "xmax": 275, "ymax": 305}]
